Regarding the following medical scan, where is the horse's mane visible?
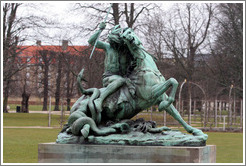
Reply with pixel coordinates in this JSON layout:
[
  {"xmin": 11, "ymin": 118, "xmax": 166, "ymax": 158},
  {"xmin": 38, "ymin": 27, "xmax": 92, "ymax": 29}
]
[{"xmin": 123, "ymin": 28, "xmax": 157, "ymax": 62}]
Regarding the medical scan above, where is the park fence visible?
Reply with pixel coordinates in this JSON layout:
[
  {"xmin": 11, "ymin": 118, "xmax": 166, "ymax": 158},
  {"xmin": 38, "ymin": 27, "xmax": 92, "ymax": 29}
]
[
  {"xmin": 137, "ymin": 99, "xmax": 243, "ymax": 132},
  {"xmin": 8, "ymin": 95, "xmax": 243, "ymax": 132}
]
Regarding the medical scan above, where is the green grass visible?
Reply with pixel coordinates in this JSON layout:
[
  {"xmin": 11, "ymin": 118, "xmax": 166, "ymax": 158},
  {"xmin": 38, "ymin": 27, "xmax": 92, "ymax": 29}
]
[
  {"xmin": 3, "ymin": 113, "xmax": 69, "ymax": 127},
  {"xmin": 3, "ymin": 128, "xmax": 61, "ymax": 163},
  {"xmin": 206, "ymin": 132, "xmax": 243, "ymax": 163}
]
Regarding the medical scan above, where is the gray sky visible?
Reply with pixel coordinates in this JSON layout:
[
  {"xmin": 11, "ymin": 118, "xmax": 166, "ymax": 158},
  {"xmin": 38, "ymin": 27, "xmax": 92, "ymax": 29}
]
[
  {"xmin": 16, "ymin": 2, "xmax": 81, "ymax": 45},
  {"xmin": 13, "ymin": 1, "xmax": 174, "ymax": 46}
]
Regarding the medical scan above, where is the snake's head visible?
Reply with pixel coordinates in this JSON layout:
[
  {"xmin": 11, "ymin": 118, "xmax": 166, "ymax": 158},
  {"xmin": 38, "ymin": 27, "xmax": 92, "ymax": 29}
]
[{"xmin": 66, "ymin": 127, "xmax": 72, "ymax": 134}]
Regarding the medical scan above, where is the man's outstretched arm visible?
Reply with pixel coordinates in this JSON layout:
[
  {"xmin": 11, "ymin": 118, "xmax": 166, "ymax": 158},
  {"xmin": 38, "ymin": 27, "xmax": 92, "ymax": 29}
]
[{"xmin": 88, "ymin": 22, "xmax": 109, "ymax": 50}]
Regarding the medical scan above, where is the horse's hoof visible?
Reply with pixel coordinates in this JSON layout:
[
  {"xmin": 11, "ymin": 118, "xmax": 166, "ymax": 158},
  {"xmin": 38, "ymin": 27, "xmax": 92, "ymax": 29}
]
[
  {"xmin": 193, "ymin": 129, "xmax": 203, "ymax": 135},
  {"xmin": 192, "ymin": 129, "xmax": 208, "ymax": 140}
]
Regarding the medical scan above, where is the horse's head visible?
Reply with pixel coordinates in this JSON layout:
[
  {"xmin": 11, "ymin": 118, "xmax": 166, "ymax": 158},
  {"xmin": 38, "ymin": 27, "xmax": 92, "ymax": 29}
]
[{"xmin": 120, "ymin": 28, "xmax": 142, "ymax": 50}]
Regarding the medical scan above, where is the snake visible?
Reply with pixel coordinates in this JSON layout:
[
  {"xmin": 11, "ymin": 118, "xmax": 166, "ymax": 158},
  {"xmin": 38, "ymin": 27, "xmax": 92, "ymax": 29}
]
[
  {"xmin": 76, "ymin": 68, "xmax": 102, "ymax": 124},
  {"xmin": 71, "ymin": 116, "xmax": 117, "ymax": 137},
  {"xmin": 87, "ymin": 88, "xmax": 100, "ymax": 123}
]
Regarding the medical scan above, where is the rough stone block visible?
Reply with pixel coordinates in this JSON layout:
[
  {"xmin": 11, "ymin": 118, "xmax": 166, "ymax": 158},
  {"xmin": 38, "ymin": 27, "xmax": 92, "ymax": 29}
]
[{"xmin": 38, "ymin": 143, "xmax": 216, "ymax": 163}]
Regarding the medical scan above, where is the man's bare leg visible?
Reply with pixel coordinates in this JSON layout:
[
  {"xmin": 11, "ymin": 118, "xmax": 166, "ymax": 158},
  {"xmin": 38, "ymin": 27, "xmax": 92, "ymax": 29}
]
[{"xmin": 94, "ymin": 77, "xmax": 125, "ymax": 113}]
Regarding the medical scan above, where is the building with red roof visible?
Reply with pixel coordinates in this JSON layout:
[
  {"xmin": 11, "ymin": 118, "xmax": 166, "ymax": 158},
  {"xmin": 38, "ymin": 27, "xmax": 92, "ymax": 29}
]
[
  {"xmin": 10, "ymin": 40, "xmax": 105, "ymax": 103},
  {"xmin": 17, "ymin": 40, "xmax": 101, "ymax": 65}
]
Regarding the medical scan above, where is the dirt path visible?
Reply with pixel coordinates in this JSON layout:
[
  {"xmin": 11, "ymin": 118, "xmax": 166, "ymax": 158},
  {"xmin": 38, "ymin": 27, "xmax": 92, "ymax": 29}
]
[
  {"xmin": 3, "ymin": 126, "xmax": 61, "ymax": 129},
  {"xmin": 7, "ymin": 110, "xmax": 70, "ymax": 115}
]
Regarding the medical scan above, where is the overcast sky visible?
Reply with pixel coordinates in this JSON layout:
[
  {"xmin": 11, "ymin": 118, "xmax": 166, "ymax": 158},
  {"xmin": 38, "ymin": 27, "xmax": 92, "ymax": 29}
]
[{"xmin": 7, "ymin": 1, "xmax": 176, "ymax": 46}]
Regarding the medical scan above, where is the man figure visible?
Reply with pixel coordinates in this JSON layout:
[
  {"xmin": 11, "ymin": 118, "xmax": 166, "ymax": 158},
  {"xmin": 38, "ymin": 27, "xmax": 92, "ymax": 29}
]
[{"xmin": 88, "ymin": 22, "xmax": 134, "ymax": 113}]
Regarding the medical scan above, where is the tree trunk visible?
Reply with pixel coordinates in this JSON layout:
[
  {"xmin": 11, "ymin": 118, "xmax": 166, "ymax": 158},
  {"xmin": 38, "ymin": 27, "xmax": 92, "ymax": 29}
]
[
  {"xmin": 112, "ymin": 3, "xmax": 119, "ymax": 25},
  {"xmin": 21, "ymin": 91, "xmax": 30, "ymax": 113},
  {"xmin": 3, "ymin": 80, "xmax": 10, "ymax": 113},
  {"xmin": 42, "ymin": 63, "xmax": 49, "ymax": 111},
  {"xmin": 21, "ymin": 79, "xmax": 30, "ymax": 113},
  {"xmin": 66, "ymin": 67, "xmax": 71, "ymax": 111},
  {"xmin": 54, "ymin": 54, "xmax": 62, "ymax": 111},
  {"xmin": 67, "ymin": 98, "xmax": 71, "ymax": 111},
  {"xmin": 54, "ymin": 98, "xmax": 60, "ymax": 111},
  {"xmin": 187, "ymin": 81, "xmax": 192, "ymax": 125}
]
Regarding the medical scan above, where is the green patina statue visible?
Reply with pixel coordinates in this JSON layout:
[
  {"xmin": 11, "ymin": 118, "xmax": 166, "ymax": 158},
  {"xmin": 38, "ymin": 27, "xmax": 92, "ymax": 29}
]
[{"xmin": 56, "ymin": 21, "xmax": 208, "ymax": 146}]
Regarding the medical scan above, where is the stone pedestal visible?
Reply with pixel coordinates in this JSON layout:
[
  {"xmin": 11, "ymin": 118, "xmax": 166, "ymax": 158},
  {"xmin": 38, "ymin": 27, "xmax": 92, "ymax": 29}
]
[{"xmin": 38, "ymin": 143, "xmax": 216, "ymax": 163}]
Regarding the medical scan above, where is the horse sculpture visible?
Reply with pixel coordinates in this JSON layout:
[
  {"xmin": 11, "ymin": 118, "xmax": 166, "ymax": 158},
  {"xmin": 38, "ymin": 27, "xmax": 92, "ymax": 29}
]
[{"xmin": 59, "ymin": 26, "xmax": 208, "ymax": 142}]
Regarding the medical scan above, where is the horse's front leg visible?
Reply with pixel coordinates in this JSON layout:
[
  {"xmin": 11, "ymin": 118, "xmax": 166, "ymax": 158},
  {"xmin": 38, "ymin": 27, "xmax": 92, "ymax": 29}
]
[{"xmin": 152, "ymin": 78, "xmax": 178, "ymax": 109}]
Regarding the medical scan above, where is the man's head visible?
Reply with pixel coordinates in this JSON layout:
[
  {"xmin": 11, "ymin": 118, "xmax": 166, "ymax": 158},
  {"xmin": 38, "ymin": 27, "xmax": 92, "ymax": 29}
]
[{"xmin": 108, "ymin": 25, "xmax": 122, "ymax": 45}]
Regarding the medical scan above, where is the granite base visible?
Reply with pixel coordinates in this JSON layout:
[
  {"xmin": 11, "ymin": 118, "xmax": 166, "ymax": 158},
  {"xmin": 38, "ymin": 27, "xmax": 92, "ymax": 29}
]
[{"xmin": 38, "ymin": 143, "xmax": 216, "ymax": 163}]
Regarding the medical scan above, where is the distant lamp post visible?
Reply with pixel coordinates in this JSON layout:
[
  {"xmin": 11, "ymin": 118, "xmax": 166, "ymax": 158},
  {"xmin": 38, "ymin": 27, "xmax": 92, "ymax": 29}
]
[
  {"xmin": 228, "ymin": 84, "xmax": 233, "ymax": 127},
  {"xmin": 178, "ymin": 79, "xmax": 206, "ymax": 126},
  {"xmin": 178, "ymin": 79, "xmax": 186, "ymax": 116}
]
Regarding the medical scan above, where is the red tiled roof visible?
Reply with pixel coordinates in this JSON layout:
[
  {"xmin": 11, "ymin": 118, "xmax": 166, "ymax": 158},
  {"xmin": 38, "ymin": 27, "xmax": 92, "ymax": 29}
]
[
  {"xmin": 18, "ymin": 45, "xmax": 97, "ymax": 56},
  {"xmin": 17, "ymin": 45, "xmax": 103, "ymax": 64}
]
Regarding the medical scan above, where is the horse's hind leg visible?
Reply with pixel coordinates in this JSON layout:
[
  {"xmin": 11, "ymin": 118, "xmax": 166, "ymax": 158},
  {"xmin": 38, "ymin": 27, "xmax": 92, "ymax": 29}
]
[
  {"xmin": 159, "ymin": 103, "xmax": 208, "ymax": 140},
  {"xmin": 152, "ymin": 78, "xmax": 178, "ymax": 109}
]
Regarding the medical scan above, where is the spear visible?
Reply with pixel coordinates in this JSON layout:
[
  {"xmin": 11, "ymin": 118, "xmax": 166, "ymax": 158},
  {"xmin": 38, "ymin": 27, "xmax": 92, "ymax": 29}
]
[{"xmin": 89, "ymin": 4, "xmax": 112, "ymax": 59}]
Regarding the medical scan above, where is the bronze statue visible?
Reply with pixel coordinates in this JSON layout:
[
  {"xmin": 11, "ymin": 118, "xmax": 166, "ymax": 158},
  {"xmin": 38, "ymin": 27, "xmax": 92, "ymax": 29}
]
[{"xmin": 56, "ymin": 21, "xmax": 208, "ymax": 145}]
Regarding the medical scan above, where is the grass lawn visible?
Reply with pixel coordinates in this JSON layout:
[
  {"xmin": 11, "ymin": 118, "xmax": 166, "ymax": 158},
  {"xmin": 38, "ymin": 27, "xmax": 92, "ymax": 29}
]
[
  {"xmin": 3, "ymin": 113, "xmax": 68, "ymax": 127},
  {"xmin": 3, "ymin": 128, "xmax": 61, "ymax": 163},
  {"xmin": 2, "ymin": 113, "xmax": 244, "ymax": 163},
  {"xmin": 205, "ymin": 132, "xmax": 244, "ymax": 163}
]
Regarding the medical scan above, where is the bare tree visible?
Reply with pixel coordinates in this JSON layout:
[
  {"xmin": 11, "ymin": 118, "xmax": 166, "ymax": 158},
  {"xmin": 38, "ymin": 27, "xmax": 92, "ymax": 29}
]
[
  {"xmin": 157, "ymin": 3, "xmax": 214, "ymax": 82},
  {"xmin": 62, "ymin": 51, "xmax": 79, "ymax": 110},
  {"xmin": 3, "ymin": 3, "xmax": 60, "ymax": 112},
  {"xmin": 210, "ymin": 3, "xmax": 243, "ymax": 97},
  {"xmin": 149, "ymin": 4, "xmax": 214, "ymax": 107},
  {"xmin": 64, "ymin": 56, "xmax": 73, "ymax": 111},
  {"xmin": 53, "ymin": 52, "xmax": 63, "ymax": 111},
  {"xmin": 143, "ymin": 3, "xmax": 214, "ymax": 125},
  {"xmin": 3, "ymin": 3, "xmax": 27, "ymax": 113},
  {"xmin": 74, "ymin": 3, "xmax": 158, "ymax": 37},
  {"xmin": 53, "ymin": 41, "xmax": 67, "ymax": 111},
  {"xmin": 36, "ymin": 49, "xmax": 55, "ymax": 111}
]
